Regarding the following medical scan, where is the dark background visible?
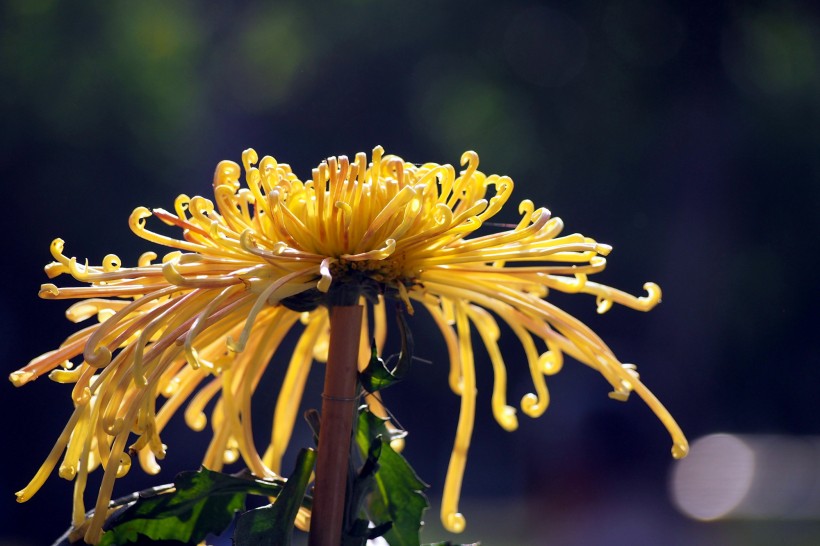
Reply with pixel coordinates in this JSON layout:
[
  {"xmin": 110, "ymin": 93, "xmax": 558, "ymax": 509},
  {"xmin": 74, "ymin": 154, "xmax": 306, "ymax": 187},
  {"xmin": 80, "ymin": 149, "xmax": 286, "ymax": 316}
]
[{"xmin": 2, "ymin": 1, "xmax": 818, "ymax": 544}]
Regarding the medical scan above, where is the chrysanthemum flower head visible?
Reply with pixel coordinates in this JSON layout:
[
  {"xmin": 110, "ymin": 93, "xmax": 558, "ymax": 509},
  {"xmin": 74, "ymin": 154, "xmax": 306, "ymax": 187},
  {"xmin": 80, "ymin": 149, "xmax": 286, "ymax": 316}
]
[{"xmin": 11, "ymin": 146, "xmax": 686, "ymax": 544}]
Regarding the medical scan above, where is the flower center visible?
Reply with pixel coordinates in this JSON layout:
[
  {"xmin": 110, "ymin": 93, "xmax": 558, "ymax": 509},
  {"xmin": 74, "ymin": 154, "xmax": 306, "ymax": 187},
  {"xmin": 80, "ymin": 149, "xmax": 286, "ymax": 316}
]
[
  {"xmin": 279, "ymin": 255, "xmax": 415, "ymax": 312},
  {"xmin": 331, "ymin": 254, "xmax": 410, "ymax": 285}
]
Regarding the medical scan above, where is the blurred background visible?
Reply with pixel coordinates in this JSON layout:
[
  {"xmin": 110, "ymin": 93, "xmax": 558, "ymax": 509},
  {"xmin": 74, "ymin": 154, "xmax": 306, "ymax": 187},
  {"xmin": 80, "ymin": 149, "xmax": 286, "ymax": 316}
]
[{"xmin": 1, "ymin": 0, "xmax": 819, "ymax": 544}]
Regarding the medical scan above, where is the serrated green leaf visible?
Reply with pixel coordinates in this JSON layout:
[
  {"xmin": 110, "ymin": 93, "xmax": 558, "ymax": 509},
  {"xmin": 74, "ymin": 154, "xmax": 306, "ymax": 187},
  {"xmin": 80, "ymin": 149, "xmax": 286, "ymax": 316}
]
[
  {"xmin": 360, "ymin": 307, "xmax": 414, "ymax": 393},
  {"xmin": 346, "ymin": 436, "xmax": 381, "ymax": 535},
  {"xmin": 98, "ymin": 468, "xmax": 286, "ymax": 546},
  {"xmin": 360, "ymin": 341, "xmax": 398, "ymax": 393},
  {"xmin": 356, "ymin": 408, "xmax": 429, "ymax": 546},
  {"xmin": 234, "ymin": 448, "xmax": 316, "ymax": 546}
]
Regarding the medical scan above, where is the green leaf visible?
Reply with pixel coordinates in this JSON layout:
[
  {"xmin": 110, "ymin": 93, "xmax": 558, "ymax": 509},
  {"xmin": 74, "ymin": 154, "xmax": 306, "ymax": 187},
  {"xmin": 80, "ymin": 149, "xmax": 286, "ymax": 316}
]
[
  {"xmin": 360, "ymin": 307, "xmax": 414, "ymax": 393},
  {"xmin": 99, "ymin": 468, "xmax": 285, "ymax": 546},
  {"xmin": 234, "ymin": 448, "xmax": 317, "ymax": 546},
  {"xmin": 360, "ymin": 340, "xmax": 398, "ymax": 393},
  {"xmin": 356, "ymin": 408, "xmax": 429, "ymax": 546},
  {"xmin": 346, "ymin": 436, "xmax": 381, "ymax": 534}
]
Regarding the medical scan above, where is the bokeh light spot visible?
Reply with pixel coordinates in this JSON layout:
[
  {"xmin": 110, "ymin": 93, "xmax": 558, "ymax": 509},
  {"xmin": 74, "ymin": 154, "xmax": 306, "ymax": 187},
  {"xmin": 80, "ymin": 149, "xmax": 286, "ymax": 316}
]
[{"xmin": 671, "ymin": 433, "xmax": 755, "ymax": 521}]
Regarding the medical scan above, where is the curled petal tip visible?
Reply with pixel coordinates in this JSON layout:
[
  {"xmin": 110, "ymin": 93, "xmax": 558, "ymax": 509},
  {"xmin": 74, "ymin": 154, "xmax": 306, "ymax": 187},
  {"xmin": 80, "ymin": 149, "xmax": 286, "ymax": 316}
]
[
  {"xmin": 85, "ymin": 346, "xmax": 112, "ymax": 368},
  {"xmin": 518, "ymin": 199, "xmax": 535, "ymax": 216},
  {"xmin": 589, "ymin": 256, "xmax": 607, "ymax": 268},
  {"xmin": 44, "ymin": 262, "xmax": 67, "ymax": 279},
  {"xmin": 642, "ymin": 282, "xmax": 662, "ymax": 309},
  {"xmin": 49, "ymin": 239, "xmax": 67, "ymax": 262},
  {"xmin": 521, "ymin": 392, "xmax": 547, "ymax": 417},
  {"xmin": 186, "ymin": 412, "xmax": 207, "ymax": 432},
  {"xmin": 72, "ymin": 386, "xmax": 91, "ymax": 406},
  {"xmin": 15, "ymin": 489, "xmax": 30, "ymax": 503},
  {"xmin": 608, "ymin": 390, "xmax": 630, "ymax": 402},
  {"xmin": 672, "ymin": 441, "xmax": 689, "ymax": 459},
  {"xmin": 497, "ymin": 406, "xmax": 519, "ymax": 432},
  {"xmin": 102, "ymin": 254, "xmax": 121, "ymax": 272},
  {"xmin": 38, "ymin": 284, "xmax": 60, "ymax": 298},
  {"xmin": 596, "ymin": 296, "xmax": 613, "ymax": 314},
  {"xmin": 596, "ymin": 243, "xmax": 613, "ymax": 256},
  {"xmin": 241, "ymin": 148, "xmax": 259, "ymax": 171},
  {"xmin": 539, "ymin": 350, "xmax": 563, "ymax": 375},
  {"xmin": 138, "ymin": 251, "xmax": 157, "ymax": 267},
  {"xmin": 9, "ymin": 371, "xmax": 34, "ymax": 387},
  {"xmin": 49, "ymin": 368, "xmax": 82, "ymax": 384},
  {"xmin": 223, "ymin": 447, "xmax": 239, "ymax": 464},
  {"xmin": 116, "ymin": 453, "xmax": 133, "ymax": 478},
  {"xmin": 214, "ymin": 160, "xmax": 241, "ymax": 188},
  {"xmin": 444, "ymin": 512, "xmax": 466, "ymax": 533},
  {"xmin": 130, "ymin": 206, "xmax": 152, "ymax": 222},
  {"xmin": 460, "ymin": 150, "xmax": 478, "ymax": 167}
]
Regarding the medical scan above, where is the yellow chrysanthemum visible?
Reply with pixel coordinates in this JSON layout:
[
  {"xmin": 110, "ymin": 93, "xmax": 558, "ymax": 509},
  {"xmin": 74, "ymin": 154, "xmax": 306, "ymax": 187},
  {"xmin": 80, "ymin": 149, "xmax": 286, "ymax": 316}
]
[{"xmin": 11, "ymin": 146, "xmax": 687, "ymax": 544}]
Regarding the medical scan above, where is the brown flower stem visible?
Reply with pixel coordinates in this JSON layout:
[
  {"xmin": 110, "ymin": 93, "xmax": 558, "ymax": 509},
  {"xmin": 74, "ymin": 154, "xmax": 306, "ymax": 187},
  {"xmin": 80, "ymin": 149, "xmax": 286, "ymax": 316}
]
[{"xmin": 308, "ymin": 304, "xmax": 363, "ymax": 546}]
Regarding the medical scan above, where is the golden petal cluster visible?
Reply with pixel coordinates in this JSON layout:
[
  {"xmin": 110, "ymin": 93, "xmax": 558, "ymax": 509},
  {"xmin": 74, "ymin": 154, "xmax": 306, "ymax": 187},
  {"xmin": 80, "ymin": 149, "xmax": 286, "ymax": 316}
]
[{"xmin": 11, "ymin": 146, "xmax": 686, "ymax": 544}]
